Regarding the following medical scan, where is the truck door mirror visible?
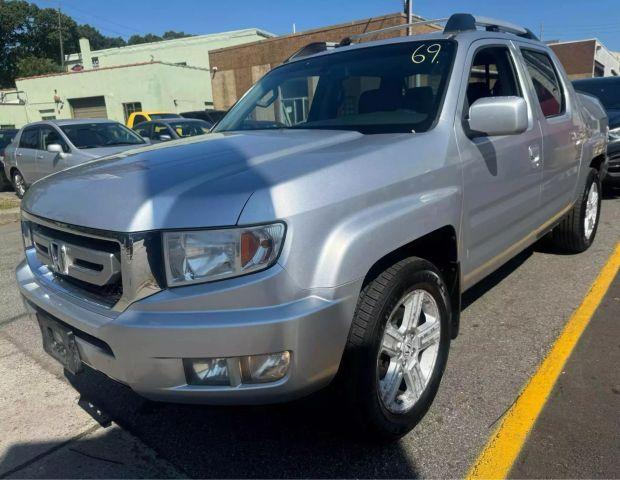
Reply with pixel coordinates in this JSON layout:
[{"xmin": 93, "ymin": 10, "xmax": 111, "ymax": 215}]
[{"xmin": 467, "ymin": 96, "xmax": 528, "ymax": 136}]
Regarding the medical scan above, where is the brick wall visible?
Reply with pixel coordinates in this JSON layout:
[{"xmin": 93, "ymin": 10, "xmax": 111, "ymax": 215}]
[
  {"xmin": 549, "ymin": 40, "xmax": 596, "ymax": 79},
  {"xmin": 209, "ymin": 13, "xmax": 440, "ymax": 109}
]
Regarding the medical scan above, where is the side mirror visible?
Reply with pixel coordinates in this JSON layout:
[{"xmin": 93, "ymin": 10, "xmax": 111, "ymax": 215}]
[
  {"xmin": 141, "ymin": 136, "xmax": 150, "ymax": 142},
  {"xmin": 468, "ymin": 96, "xmax": 528, "ymax": 136},
  {"xmin": 46, "ymin": 144, "xmax": 65, "ymax": 154},
  {"xmin": 158, "ymin": 134, "xmax": 172, "ymax": 142}
]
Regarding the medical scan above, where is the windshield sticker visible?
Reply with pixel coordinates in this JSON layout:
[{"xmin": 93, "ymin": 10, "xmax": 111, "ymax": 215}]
[{"xmin": 412, "ymin": 44, "xmax": 442, "ymax": 64}]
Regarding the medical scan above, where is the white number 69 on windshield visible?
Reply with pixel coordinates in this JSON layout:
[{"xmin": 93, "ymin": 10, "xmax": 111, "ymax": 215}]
[{"xmin": 411, "ymin": 44, "xmax": 442, "ymax": 64}]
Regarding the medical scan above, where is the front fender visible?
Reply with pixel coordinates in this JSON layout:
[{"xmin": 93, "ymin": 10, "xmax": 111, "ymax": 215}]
[{"xmin": 312, "ymin": 186, "xmax": 462, "ymax": 288}]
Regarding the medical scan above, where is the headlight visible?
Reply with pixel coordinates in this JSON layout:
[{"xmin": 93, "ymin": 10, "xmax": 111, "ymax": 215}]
[
  {"xmin": 163, "ymin": 223, "xmax": 285, "ymax": 286},
  {"xmin": 609, "ymin": 127, "xmax": 620, "ymax": 141}
]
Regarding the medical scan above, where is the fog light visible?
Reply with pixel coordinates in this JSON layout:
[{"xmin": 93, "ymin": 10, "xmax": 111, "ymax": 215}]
[
  {"xmin": 242, "ymin": 351, "xmax": 291, "ymax": 383},
  {"xmin": 184, "ymin": 357, "xmax": 230, "ymax": 386}
]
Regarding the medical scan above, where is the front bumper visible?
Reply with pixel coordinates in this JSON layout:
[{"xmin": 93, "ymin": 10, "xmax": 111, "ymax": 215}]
[
  {"xmin": 17, "ymin": 257, "xmax": 360, "ymax": 404},
  {"xmin": 605, "ymin": 141, "xmax": 620, "ymax": 183}
]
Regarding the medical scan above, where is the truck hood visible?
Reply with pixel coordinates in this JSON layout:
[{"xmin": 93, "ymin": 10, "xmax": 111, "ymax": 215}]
[
  {"xmin": 77, "ymin": 143, "xmax": 149, "ymax": 159},
  {"xmin": 22, "ymin": 130, "xmax": 365, "ymax": 232}
]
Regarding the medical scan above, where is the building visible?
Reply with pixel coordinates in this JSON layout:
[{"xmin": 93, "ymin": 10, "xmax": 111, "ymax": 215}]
[
  {"xmin": 0, "ymin": 29, "xmax": 273, "ymax": 129},
  {"xmin": 548, "ymin": 39, "xmax": 620, "ymax": 79},
  {"xmin": 209, "ymin": 13, "xmax": 441, "ymax": 110}
]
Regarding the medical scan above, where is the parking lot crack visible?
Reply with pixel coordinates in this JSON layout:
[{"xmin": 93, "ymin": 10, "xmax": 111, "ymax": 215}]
[{"xmin": 0, "ymin": 425, "xmax": 101, "ymax": 479}]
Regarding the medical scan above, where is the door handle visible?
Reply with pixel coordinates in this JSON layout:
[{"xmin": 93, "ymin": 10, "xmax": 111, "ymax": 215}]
[
  {"xmin": 16, "ymin": 153, "xmax": 22, "ymax": 157},
  {"xmin": 528, "ymin": 144, "xmax": 541, "ymax": 168},
  {"xmin": 36, "ymin": 155, "xmax": 44, "ymax": 159}
]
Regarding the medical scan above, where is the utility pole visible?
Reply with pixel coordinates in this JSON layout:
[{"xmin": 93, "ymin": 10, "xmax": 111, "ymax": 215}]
[
  {"xmin": 405, "ymin": 0, "xmax": 413, "ymax": 35},
  {"xmin": 539, "ymin": 22, "xmax": 543, "ymax": 41},
  {"xmin": 58, "ymin": 6, "xmax": 64, "ymax": 69}
]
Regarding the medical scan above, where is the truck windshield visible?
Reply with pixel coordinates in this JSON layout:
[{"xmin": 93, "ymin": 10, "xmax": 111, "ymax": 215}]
[
  {"xmin": 60, "ymin": 123, "xmax": 145, "ymax": 149},
  {"xmin": 215, "ymin": 40, "xmax": 456, "ymax": 135}
]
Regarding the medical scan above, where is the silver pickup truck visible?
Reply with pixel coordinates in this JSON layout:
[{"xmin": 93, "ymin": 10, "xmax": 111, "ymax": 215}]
[{"xmin": 16, "ymin": 14, "xmax": 608, "ymax": 440}]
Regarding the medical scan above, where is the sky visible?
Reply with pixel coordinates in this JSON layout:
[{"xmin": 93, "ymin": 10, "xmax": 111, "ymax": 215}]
[{"xmin": 31, "ymin": 0, "xmax": 620, "ymax": 51}]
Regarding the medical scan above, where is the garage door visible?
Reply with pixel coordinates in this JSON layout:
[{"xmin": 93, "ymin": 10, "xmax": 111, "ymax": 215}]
[{"xmin": 69, "ymin": 96, "xmax": 107, "ymax": 119}]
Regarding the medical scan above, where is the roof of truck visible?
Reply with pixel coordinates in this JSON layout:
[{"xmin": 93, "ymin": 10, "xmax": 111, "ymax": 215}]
[{"xmin": 285, "ymin": 14, "xmax": 546, "ymax": 64}]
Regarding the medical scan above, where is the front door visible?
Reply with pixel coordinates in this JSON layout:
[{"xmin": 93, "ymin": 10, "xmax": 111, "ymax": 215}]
[
  {"xmin": 519, "ymin": 48, "xmax": 581, "ymax": 220},
  {"xmin": 456, "ymin": 41, "xmax": 544, "ymax": 288},
  {"xmin": 37, "ymin": 126, "xmax": 72, "ymax": 180}
]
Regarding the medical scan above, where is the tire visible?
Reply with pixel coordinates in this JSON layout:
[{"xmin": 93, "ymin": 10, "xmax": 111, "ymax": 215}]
[
  {"xmin": 550, "ymin": 168, "xmax": 601, "ymax": 253},
  {"xmin": 11, "ymin": 169, "xmax": 26, "ymax": 199},
  {"xmin": 340, "ymin": 257, "xmax": 451, "ymax": 441}
]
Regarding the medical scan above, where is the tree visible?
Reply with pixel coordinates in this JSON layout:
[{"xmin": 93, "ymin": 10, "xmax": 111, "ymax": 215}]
[
  {"xmin": 0, "ymin": 1, "xmax": 194, "ymax": 87},
  {"xmin": 162, "ymin": 30, "xmax": 192, "ymax": 40},
  {"xmin": 127, "ymin": 31, "xmax": 192, "ymax": 45},
  {"xmin": 76, "ymin": 24, "xmax": 126, "ymax": 50},
  {"xmin": 16, "ymin": 55, "xmax": 61, "ymax": 78}
]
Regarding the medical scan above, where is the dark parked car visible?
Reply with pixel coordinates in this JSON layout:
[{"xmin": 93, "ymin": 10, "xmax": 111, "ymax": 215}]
[
  {"xmin": 133, "ymin": 118, "xmax": 212, "ymax": 143},
  {"xmin": 180, "ymin": 110, "xmax": 227, "ymax": 125},
  {"xmin": 573, "ymin": 76, "xmax": 620, "ymax": 184},
  {"xmin": 0, "ymin": 128, "xmax": 18, "ymax": 189}
]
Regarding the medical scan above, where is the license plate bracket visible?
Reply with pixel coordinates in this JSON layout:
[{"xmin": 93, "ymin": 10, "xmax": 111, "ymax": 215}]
[{"xmin": 37, "ymin": 314, "xmax": 83, "ymax": 375}]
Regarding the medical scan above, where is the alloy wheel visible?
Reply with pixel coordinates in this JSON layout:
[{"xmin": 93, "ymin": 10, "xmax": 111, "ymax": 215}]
[
  {"xmin": 584, "ymin": 181, "xmax": 599, "ymax": 240},
  {"xmin": 377, "ymin": 289, "xmax": 441, "ymax": 414}
]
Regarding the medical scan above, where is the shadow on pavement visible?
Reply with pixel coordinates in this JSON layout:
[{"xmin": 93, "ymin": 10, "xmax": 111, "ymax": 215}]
[
  {"xmin": 0, "ymin": 424, "xmax": 181, "ymax": 479},
  {"xmin": 48, "ymin": 367, "xmax": 421, "ymax": 479}
]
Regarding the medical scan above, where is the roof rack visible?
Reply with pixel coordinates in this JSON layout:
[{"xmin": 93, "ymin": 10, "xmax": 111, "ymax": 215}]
[
  {"xmin": 444, "ymin": 13, "xmax": 539, "ymax": 40},
  {"xmin": 338, "ymin": 13, "xmax": 538, "ymax": 46},
  {"xmin": 339, "ymin": 18, "xmax": 447, "ymax": 45},
  {"xmin": 283, "ymin": 42, "xmax": 338, "ymax": 63}
]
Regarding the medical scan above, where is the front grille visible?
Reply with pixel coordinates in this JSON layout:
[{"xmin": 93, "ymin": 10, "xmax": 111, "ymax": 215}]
[{"xmin": 23, "ymin": 212, "xmax": 164, "ymax": 313}]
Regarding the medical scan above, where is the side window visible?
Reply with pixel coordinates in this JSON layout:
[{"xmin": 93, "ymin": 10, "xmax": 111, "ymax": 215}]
[
  {"xmin": 152, "ymin": 123, "xmax": 170, "ymax": 139},
  {"xmin": 40, "ymin": 127, "xmax": 69, "ymax": 153},
  {"xmin": 520, "ymin": 49, "xmax": 565, "ymax": 117},
  {"xmin": 19, "ymin": 127, "xmax": 40, "ymax": 149},
  {"xmin": 134, "ymin": 123, "xmax": 151, "ymax": 137},
  {"xmin": 466, "ymin": 46, "xmax": 521, "ymax": 108}
]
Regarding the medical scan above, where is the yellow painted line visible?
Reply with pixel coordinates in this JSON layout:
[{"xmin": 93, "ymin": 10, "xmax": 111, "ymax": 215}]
[{"xmin": 467, "ymin": 242, "xmax": 620, "ymax": 480}]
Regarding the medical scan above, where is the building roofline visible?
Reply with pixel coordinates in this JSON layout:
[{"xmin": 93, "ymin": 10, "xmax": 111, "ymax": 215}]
[
  {"xmin": 16, "ymin": 60, "xmax": 209, "ymax": 82},
  {"xmin": 209, "ymin": 12, "xmax": 413, "ymax": 54},
  {"xmin": 547, "ymin": 38, "xmax": 597, "ymax": 46},
  {"xmin": 66, "ymin": 28, "xmax": 275, "ymax": 60}
]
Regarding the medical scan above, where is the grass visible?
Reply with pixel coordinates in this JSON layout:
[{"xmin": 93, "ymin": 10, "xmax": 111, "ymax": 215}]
[{"xmin": 0, "ymin": 197, "xmax": 20, "ymax": 210}]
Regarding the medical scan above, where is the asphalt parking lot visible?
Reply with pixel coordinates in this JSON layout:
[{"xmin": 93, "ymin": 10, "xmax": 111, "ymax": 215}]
[{"xmin": 0, "ymin": 187, "xmax": 619, "ymax": 479}]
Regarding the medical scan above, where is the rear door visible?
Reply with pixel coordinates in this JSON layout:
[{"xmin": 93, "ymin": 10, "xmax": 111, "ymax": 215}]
[
  {"xmin": 16, "ymin": 126, "xmax": 40, "ymax": 183},
  {"xmin": 457, "ymin": 40, "xmax": 544, "ymax": 287},
  {"xmin": 519, "ymin": 47, "xmax": 581, "ymax": 220},
  {"xmin": 37, "ymin": 126, "xmax": 72, "ymax": 178}
]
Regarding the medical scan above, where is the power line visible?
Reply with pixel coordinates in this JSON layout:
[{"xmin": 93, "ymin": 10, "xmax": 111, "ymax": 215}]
[{"xmin": 60, "ymin": 0, "xmax": 141, "ymax": 34}]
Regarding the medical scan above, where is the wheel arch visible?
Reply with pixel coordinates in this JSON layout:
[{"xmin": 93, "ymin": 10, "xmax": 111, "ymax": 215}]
[{"xmin": 361, "ymin": 225, "xmax": 461, "ymax": 339}]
